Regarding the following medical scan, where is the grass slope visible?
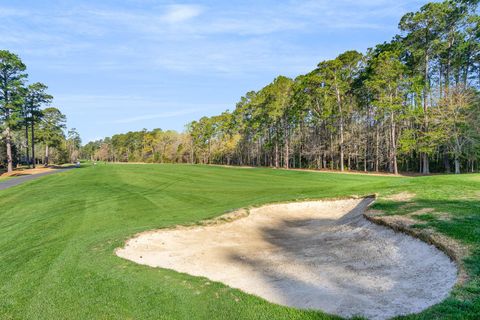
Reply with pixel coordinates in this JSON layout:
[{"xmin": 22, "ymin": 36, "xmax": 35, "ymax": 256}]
[{"xmin": 0, "ymin": 163, "xmax": 478, "ymax": 319}]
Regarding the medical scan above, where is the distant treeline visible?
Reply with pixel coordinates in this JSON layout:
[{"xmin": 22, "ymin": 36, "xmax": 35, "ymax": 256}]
[
  {"xmin": 82, "ymin": 0, "xmax": 480, "ymax": 174},
  {"xmin": 0, "ymin": 51, "xmax": 80, "ymax": 172},
  {"xmin": 81, "ymin": 129, "xmax": 192, "ymax": 164}
]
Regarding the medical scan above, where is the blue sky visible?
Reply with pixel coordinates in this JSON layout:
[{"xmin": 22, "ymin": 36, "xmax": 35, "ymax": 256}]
[{"xmin": 0, "ymin": 0, "xmax": 427, "ymax": 142}]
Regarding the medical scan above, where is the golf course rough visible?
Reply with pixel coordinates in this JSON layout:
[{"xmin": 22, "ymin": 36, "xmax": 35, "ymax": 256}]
[{"xmin": 117, "ymin": 197, "xmax": 457, "ymax": 320}]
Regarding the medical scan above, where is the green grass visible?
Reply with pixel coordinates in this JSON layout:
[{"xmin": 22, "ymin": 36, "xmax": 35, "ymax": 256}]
[{"xmin": 0, "ymin": 163, "xmax": 479, "ymax": 319}]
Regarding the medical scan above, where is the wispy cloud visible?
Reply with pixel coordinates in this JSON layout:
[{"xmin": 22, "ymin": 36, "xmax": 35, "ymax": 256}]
[
  {"xmin": 162, "ymin": 4, "xmax": 203, "ymax": 23},
  {"xmin": 0, "ymin": 1, "xmax": 423, "ymax": 75}
]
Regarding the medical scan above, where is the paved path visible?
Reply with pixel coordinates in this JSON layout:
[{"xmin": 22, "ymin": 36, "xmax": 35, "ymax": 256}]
[{"xmin": 0, "ymin": 169, "xmax": 71, "ymax": 191}]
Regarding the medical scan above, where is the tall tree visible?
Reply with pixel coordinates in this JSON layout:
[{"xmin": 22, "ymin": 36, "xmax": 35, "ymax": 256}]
[
  {"xmin": 23, "ymin": 82, "xmax": 52, "ymax": 167},
  {"xmin": 399, "ymin": 3, "xmax": 442, "ymax": 173},
  {"xmin": 0, "ymin": 50, "xmax": 27, "ymax": 172},
  {"xmin": 316, "ymin": 51, "xmax": 363, "ymax": 171},
  {"xmin": 365, "ymin": 50, "xmax": 409, "ymax": 174},
  {"xmin": 37, "ymin": 107, "xmax": 66, "ymax": 166},
  {"xmin": 436, "ymin": 86, "xmax": 479, "ymax": 173},
  {"xmin": 66, "ymin": 128, "xmax": 82, "ymax": 162},
  {"xmin": 262, "ymin": 76, "xmax": 295, "ymax": 168}
]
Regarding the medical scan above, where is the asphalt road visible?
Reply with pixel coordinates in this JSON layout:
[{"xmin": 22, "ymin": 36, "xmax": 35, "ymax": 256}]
[{"xmin": 0, "ymin": 169, "xmax": 71, "ymax": 191}]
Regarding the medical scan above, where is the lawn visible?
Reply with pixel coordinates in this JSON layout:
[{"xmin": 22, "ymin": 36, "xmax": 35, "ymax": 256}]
[{"xmin": 0, "ymin": 163, "xmax": 479, "ymax": 319}]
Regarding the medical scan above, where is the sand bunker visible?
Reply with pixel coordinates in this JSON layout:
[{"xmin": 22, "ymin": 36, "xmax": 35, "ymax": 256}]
[{"xmin": 117, "ymin": 198, "xmax": 457, "ymax": 320}]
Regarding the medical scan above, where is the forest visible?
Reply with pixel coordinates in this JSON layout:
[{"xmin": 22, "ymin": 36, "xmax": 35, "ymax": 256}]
[
  {"xmin": 0, "ymin": 51, "xmax": 80, "ymax": 172},
  {"xmin": 83, "ymin": 0, "xmax": 479, "ymax": 174}
]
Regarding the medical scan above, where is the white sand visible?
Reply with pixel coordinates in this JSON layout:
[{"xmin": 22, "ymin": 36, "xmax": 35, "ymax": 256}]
[{"xmin": 116, "ymin": 198, "xmax": 457, "ymax": 320}]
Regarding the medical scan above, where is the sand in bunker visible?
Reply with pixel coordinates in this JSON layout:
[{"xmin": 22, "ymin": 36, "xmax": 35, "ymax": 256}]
[{"xmin": 117, "ymin": 198, "xmax": 457, "ymax": 320}]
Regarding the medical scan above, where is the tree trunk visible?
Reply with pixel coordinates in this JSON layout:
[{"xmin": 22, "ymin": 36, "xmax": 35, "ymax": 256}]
[
  {"xmin": 375, "ymin": 125, "xmax": 380, "ymax": 172},
  {"xmin": 298, "ymin": 149, "xmax": 301, "ymax": 169},
  {"xmin": 275, "ymin": 141, "xmax": 279, "ymax": 168},
  {"xmin": 45, "ymin": 145, "xmax": 49, "ymax": 166},
  {"xmin": 338, "ymin": 114, "xmax": 345, "ymax": 171},
  {"xmin": 444, "ymin": 153, "xmax": 451, "ymax": 173},
  {"xmin": 390, "ymin": 112, "xmax": 398, "ymax": 175},
  {"xmin": 422, "ymin": 154, "xmax": 429, "ymax": 175},
  {"xmin": 453, "ymin": 136, "xmax": 462, "ymax": 174},
  {"xmin": 284, "ymin": 125, "xmax": 289, "ymax": 169},
  {"xmin": 257, "ymin": 140, "xmax": 261, "ymax": 166},
  {"xmin": 25, "ymin": 123, "xmax": 30, "ymax": 168},
  {"xmin": 421, "ymin": 53, "xmax": 430, "ymax": 175},
  {"xmin": 364, "ymin": 138, "xmax": 368, "ymax": 172},
  {"xmin": 5, "ymin": 127, "xmax": 13, "ymax": 172},
  {"xmin": 31, "ymin": 122, "xmax": 36, "ymax": 168},
  {"xmin": 298, "ymin": 122, "xmax": 303, "ymax": 169},
  {"xmin": 208, "ymin": 141, "xmax": 211, "ymax": 164},
  {"xmin": 333, "ymin": 76, "xmax": 344, "ymax": 172},
  {"xmin": 454, "ymin": 156, "xmax": 460, "ymax": 174}
]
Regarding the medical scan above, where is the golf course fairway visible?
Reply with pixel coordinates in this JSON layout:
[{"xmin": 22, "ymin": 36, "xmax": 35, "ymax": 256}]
[{"xmin": 1, "ymin": 163, "xmax": 479, "ymax": 319}]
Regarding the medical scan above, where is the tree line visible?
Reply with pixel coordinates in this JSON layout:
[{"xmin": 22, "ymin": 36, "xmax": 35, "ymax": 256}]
[
  {"xmin": 82, "ymin": 0, "xmax": 480, "ymax": 174},
  {"xmin": 81, "ymin": 129, "xmax": 190, "ymax": 163},
  {"xmin": 0, "ymin": 51, "xmax": 80, "ymax": 172}
]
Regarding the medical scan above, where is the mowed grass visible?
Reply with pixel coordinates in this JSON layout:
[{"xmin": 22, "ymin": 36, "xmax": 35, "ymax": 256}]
[{"xmin": 0, "ymin": 164, "xmax": 479, "ymax": 320}]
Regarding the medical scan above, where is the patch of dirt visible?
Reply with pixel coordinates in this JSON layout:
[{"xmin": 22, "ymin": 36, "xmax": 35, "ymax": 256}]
[
  {"xmin": 289, "ymin": 168, "xmax": 406, "ymax": 177},
  {"xmin": 384, "ymin": 192, "xmax": 416, "ymax": 202},
  {"xmin": 210, "ymin": 165, "xmax": 255, "ymax": 169},
  {"xmin": 198, "ymin": 209, "xmax": 249, "ymax": 226},
  {"xmin": 0, "ymin": 167, "xmax": 55, "ymax": 177},
  {"xmin": 406, "ymin": 208, "xmax": 452, "ymax": 221},
  {"xmin": 409, "ymin": 208, "xmax": 435, "ymax": 216},
  {"xmin": 399, "ymin": 202, "xmax": 417, "ymax": 210},
  {"xmin": 117, "ymin": 198, "xmax": 457, "ymax": 320},
  {"xmin": 436, "ymin": 213, "xmax": 453, "ymax": 221}
]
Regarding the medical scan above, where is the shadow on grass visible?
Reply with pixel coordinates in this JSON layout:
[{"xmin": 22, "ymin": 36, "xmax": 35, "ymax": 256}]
[{"xmin": 372, "ymin": 198, "xmax": 480, "ymax": 245}]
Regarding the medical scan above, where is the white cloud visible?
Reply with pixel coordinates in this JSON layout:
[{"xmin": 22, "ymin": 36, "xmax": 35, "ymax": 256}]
[{"xmin": 161, "ymin": 4, "xmax": 203, "ymax": 24}]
